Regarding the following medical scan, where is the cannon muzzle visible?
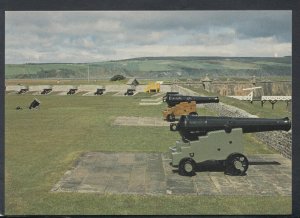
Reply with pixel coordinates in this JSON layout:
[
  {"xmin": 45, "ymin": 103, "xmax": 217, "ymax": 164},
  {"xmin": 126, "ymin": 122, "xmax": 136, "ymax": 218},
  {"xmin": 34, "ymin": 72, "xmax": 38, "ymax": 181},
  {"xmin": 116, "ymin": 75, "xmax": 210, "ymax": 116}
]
[
  {"xmin": 165, "ymin": 95, "xmax": 219, "ymax": 107},
  {"xmin": 163, "ymin": 92, "xmax": 180, "ymax": 102},
  {"xmin": 171, "ymin": 115, "xmax": 291, "ymax": 141}
]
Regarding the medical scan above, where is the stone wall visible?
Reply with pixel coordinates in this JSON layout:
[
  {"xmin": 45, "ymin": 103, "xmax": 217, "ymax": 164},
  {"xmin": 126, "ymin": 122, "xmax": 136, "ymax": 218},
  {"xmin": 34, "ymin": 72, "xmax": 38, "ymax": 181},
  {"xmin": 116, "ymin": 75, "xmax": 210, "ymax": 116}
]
[
  {"xmin": 6, "ymin": 85, "xmax": 28, "ymax": 91},
  {"xmin": 52, "ymin": 85, "xmax": 77, "ymax": 92},
  {"xmin": 29, "ymin": 85, "xmax": 52, "ymax": 91},
  {"xmin": 176, "ymin": 85, "xmax": 292, "ymax": 159},
  {"xmin": 77, "ymin": 85, "xmax": 104, "ymax": 91},
  {"xmin": 106, "ymin": 85, "xmax": 130, "ymax": 92},
  {"xmin": 205, "ymin": 81, "xmax": 292, "ymax": 96}
]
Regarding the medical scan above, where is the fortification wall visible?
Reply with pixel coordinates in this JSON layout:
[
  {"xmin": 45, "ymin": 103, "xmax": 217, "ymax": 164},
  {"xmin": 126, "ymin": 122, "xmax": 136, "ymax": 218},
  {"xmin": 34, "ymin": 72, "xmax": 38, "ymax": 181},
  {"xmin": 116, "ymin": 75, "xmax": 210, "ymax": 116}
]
[
  {"xmin": 6, "ymin": 85, "xmax": 28, "ymax": 91},
  {"xmin": 206, "ymin": 81, "xmax": 292, "ymax": 96},
  {"xmin": 176, "ymin": 85, "xmax": 292, "ymax": 159},
  {"xmin": 107, "ymin": 84, "xmax": 172, "ymax": 92},
  {"xmin": 159, "ymin": 85, "xmax": 172, "ymax": 93},
  {"xmin": 52, "ymin": 85, "xmax": 77, "ymax": 92},
  {"xmin": 135, "ymin": 85, "xmax": 147, "ymax": 92},
  {"xmin": 77, "ymin": 85, "xmax": 104, "ymax": 91},
  {"xmin": 29, "ymin": 85, "xmax": 52, "ymax": 91},
  {"xmin": 106, "ymin": 85, "xmax": 131, "ymax": 92}
]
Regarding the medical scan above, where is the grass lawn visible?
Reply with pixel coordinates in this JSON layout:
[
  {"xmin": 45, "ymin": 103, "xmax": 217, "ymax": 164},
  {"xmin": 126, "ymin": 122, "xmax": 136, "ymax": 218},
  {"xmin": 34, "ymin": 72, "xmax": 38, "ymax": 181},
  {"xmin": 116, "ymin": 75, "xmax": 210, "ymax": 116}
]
[{"xmin": 5, "ymin": 92, "xmax": 291, "ymax": 215}]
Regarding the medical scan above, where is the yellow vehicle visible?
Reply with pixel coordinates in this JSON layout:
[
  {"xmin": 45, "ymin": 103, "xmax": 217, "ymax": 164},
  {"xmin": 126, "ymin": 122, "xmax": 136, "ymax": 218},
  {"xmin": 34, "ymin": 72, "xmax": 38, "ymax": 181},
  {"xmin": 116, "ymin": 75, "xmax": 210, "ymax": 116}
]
[
  {"xmin": 145, "ymin": 82, "xmax": 160, "ymax": 93},
  {"xmin": 163, "ymin": 101, "xmax": 198, "ymax": 121},
  {"xmin": 162, "ymin": 95, "xmax": 219, "ymax": 121}
]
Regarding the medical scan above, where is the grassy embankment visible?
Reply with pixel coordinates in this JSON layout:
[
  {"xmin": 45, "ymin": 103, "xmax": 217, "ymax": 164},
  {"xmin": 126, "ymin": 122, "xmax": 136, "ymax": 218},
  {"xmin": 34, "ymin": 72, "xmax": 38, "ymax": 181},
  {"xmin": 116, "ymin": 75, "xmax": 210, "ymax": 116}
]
[
  {"xmin": 185, "ymin": 85, "xmax": 291, "ymax": 119},
  {"xmin": 5, "ymin": 92, "xmax": 290, "ymax": 215}
]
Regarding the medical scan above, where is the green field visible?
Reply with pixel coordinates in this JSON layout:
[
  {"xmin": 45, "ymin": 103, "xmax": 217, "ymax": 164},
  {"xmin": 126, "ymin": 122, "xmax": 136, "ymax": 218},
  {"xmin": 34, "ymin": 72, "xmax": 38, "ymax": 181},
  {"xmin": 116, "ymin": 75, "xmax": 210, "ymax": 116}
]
[
  {"xmin": 5, "ymin": 56, "xmax": 291, "ymax": 79},
  {"xmin": 5, "ymin": 92, "xmax": 291, "ymax": 215}
]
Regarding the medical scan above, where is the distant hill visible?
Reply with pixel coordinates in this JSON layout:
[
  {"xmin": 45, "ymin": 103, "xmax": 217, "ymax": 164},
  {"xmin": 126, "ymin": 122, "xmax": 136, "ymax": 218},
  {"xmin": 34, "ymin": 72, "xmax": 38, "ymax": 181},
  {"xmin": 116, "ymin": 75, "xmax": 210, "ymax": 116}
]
[{"xmin": 5, "ymin": 56, "xmax": 292, "ymax": 79}]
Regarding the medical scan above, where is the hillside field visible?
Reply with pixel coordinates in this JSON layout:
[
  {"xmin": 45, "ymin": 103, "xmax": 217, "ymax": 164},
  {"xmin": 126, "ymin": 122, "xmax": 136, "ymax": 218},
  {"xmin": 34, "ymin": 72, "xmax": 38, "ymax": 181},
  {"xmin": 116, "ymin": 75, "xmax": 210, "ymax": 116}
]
[{"xmin": 5, "ymin": 56, "xmax": 292, "ymax": 79}]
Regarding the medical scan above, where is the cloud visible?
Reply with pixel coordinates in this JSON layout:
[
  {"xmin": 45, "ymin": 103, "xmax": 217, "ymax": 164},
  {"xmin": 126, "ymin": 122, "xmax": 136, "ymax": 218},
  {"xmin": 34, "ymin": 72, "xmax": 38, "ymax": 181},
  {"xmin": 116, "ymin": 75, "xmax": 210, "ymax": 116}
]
[{"xmin": 5, "ymin": 11, "xmax": 292, "ymax": 64}]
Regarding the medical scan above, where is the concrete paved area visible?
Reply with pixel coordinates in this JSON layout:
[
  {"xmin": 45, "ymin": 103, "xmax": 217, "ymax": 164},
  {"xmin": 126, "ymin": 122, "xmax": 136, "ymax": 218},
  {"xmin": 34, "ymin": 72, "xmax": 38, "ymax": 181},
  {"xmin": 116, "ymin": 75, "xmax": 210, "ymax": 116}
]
[
  {"xmin": 113, "ymin": 116, "xmax": 169, "ymax": 126},
  {"xmin": 51, "ymin": 152, "xmax": 291, "ymax": 196},
  {"xmin": 139, "ymin": 97, "xmax": 163, "ymax": 105}
]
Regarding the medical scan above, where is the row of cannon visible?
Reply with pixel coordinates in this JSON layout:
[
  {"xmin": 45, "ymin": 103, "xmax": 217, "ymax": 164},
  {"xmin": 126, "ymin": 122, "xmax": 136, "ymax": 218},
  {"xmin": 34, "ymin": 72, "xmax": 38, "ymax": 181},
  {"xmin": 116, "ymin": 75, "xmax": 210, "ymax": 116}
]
[
  {"xmin": 6, "ymin": 85, "xmax": 136, "ymax": 96},
  {"xmin": 162, "ymin": 92, "xmax": 291, "ymax": 176}
]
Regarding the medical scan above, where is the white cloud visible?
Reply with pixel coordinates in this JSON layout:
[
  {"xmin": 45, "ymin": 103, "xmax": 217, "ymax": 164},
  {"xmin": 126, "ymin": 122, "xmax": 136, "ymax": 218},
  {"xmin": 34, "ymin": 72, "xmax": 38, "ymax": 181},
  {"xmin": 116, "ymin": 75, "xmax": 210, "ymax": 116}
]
[{"xmin": 5, "ymin": 11, "xmax": 292, "ymax": 63}]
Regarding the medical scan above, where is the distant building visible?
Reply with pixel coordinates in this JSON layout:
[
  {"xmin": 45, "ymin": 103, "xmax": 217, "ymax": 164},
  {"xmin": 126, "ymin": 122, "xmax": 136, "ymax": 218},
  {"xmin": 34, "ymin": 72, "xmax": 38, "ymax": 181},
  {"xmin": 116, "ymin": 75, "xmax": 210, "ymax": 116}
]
[
  {"xmin": 251, "ymin": 76, "xmax": 256, "ymax": 86},
  {"xmin": 127, "ymin": 78, "xmax": 139, "ymax": 86},
  {"xmin": 202, "ymin": 74, "xmax": 212, "ymax": 91}
]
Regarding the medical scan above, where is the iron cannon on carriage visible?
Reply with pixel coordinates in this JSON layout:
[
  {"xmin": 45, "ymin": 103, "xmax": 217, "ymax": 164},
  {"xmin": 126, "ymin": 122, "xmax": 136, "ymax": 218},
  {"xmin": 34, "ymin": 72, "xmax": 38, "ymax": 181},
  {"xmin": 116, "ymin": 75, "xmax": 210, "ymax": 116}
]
[
  {"xmin": 169, "ymin": 115, "xmax": 291, "ymax": 176},
  {"xmin": 163, "ymin": 95, "xmax": 219, "ymax": 121}
]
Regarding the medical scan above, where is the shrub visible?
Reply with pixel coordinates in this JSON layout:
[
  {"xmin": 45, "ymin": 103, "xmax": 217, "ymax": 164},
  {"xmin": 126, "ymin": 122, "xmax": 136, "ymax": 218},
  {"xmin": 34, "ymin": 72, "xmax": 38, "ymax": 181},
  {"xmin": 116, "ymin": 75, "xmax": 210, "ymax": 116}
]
[{"xmin": 110, "ymin": 74, "xmax": 126, "ymax": 81}]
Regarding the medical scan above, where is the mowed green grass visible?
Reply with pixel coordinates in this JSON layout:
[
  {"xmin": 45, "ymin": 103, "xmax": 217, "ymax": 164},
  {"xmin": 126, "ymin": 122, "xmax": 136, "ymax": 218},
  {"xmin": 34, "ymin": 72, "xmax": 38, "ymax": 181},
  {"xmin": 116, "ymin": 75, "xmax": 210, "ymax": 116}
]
[{"xmin": 5, "ymin": 93, "xmax": 291, "ymax": 215}]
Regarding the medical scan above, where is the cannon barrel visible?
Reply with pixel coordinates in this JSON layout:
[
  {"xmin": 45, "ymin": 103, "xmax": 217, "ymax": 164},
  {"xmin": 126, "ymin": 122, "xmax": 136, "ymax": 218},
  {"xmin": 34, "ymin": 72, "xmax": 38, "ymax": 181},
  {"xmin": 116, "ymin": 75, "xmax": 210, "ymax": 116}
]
[
  {"xmin": 163, "ymin": 92, "xmax": 180, "ymax": 102},
  {"xmin": 165, "ymin": 95, "xmax": 219, "ymax": 107},
  {"xmin": 171, "ymin": 115, "xmax": 291, "ymax": 141}
]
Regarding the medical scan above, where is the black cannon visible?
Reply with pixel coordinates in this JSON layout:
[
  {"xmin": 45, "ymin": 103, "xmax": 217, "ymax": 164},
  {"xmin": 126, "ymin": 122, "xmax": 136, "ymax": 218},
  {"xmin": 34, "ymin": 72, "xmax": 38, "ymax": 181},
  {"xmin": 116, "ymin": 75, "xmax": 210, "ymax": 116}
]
[
  {"xmin": 124, "ymin": 88, "xmax": 135, "ymax": 96},
  {"xmin": 169, "ymin": 115, "xmax": 292, "ymax": 176},
  {"xmin": 41, "ymin": 89, "xmax": 52, "ymax": 95},
  {"xmin": 67, "ymin": 89, "xmax": 77, "ymax": 95},
  {"xmin": 162, "ymin": 92, "xmax": 180, "ymax": 102},
  {"xmin": 94, "ymin": 88, "xmax": 105, "ymax": 95},
  {"xmin": 29, "ymin": 98, "xmax": 41, "ymax": 110},
  {"xmin": 171, "ymin": 115, "xmax": 291, "ymax": 141},
  {"xmin": 17, "ymin": 88, "xmax": 28, "ymax": 94},
  {"xmin": 165, "ymin": 95, "xmax": 219, "ymax": 107}
]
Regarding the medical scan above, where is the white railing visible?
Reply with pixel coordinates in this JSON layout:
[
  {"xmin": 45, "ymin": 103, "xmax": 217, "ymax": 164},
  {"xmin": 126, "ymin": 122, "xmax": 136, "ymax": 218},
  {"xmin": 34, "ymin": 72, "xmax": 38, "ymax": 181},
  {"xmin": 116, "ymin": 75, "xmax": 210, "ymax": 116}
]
[
  {"xmin": 261, "ymin": 96, "xmax": 292, "ymax": 101},
  {"xmin": 228, "ymin": 95, "xmax": 253, "ymax": 101}
]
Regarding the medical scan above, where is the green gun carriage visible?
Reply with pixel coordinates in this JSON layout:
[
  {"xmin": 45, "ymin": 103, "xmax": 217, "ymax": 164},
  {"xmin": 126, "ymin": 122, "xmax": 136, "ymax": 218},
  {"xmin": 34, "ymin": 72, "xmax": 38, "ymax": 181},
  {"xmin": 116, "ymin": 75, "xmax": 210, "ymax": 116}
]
[{"xmin": 169, "ymin": 115, "xmax": 291, "ymax": 176}]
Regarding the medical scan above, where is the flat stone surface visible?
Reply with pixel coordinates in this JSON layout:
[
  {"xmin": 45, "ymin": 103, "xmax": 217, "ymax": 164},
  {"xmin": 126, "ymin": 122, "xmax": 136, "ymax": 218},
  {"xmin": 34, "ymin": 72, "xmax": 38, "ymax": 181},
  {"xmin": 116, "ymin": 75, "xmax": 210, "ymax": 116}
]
[
  {"xmin": 113, "ymin": 116, "xmax": 169, "ymax": 126},
  {"xmin": 51, "ymin": 152, "xmax": 291, "ymax": 196}
]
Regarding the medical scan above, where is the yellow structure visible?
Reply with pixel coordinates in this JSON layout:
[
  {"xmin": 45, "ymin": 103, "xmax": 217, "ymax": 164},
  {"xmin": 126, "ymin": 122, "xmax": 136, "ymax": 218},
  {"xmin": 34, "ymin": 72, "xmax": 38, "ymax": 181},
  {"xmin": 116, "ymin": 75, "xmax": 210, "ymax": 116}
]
[
  {"xmin": 145, "ymin": 82, "xmax": 160, "ymax": 93},
  {"xmin": 162, "ymin": 101, "xmax": 197, "ymax": 121}
]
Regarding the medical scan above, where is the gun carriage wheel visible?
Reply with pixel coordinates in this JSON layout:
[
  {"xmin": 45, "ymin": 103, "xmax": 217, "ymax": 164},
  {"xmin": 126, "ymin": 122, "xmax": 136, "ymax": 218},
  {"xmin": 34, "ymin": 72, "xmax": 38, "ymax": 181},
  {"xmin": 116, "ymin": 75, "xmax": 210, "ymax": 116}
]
[
  {"xmin": 225, "ymin": 153, "xmax": 249, "ymax": 176},
  {"xmin": 167, "ymin": 114, "xmax": 175, "ymax": 122},
  {"xmin": 170, "ymin": 123, "xmax": 177, "ymax": 131},
  {"xmin": 179, "ymin": 158, "xmax": 196, "ymax": 176}
]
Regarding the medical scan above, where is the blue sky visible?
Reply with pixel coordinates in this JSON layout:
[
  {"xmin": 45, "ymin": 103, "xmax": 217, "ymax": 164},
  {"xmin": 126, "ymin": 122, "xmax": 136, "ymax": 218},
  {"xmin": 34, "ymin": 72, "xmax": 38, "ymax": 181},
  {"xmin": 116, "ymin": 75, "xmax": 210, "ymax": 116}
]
[{"xmin": 5, "ymin": 11, "xmax": 291, "ymax": 64}]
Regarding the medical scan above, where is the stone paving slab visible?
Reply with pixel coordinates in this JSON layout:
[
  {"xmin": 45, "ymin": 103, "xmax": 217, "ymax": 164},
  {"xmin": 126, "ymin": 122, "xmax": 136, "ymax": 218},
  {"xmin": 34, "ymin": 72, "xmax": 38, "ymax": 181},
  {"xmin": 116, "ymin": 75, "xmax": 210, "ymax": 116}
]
[
  {"xmin": 113, "ymin": 116, "xmax": 169, "ymax": 127},
  {"xmin": 139, "ymin": 102, "xmax": 163, "ymax": 105},
  {"xmin": 51, "ymin": 152, "xmax": 291, "ymax": 196}
]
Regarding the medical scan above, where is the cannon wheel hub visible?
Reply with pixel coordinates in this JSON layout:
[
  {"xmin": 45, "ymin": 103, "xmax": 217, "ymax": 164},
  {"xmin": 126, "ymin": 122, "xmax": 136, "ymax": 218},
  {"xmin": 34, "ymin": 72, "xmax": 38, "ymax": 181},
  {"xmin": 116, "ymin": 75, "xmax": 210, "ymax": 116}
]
[
  {"xmin": 184, "ymin": 163, "xmax": 193, "ymax": 172},
  {"xmin": 225, "ymin": 153, "xmax": 249, "ymax": 176},
  {"xmin": 167, "ymin": 114, "xmax": 175, "ymax": 122},
  {"xmin": 179, "ymin": 158, "xmax": 196, "ymax": 176}
]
